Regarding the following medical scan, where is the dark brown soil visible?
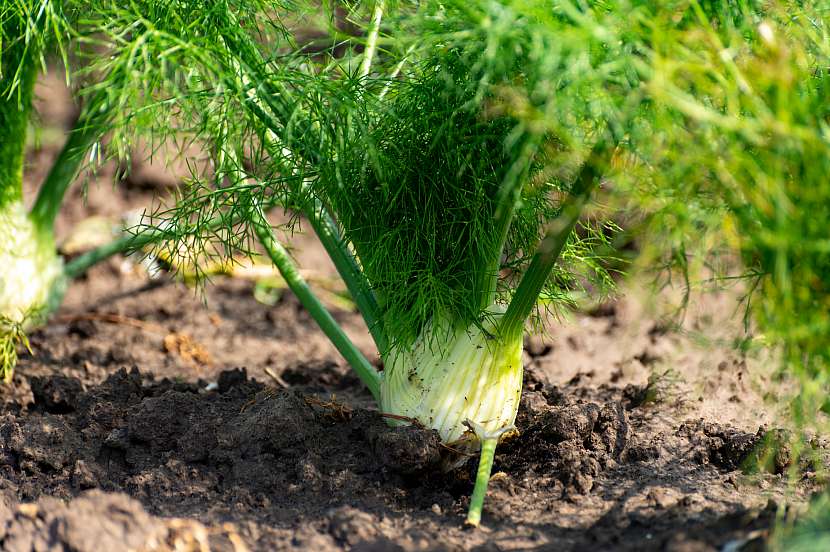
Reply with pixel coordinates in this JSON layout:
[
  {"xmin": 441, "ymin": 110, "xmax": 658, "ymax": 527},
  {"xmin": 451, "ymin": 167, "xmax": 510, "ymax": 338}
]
[
  {"xmin": 0, "ymin": 71, "xmax": 822, "ymax": 552},
  {"xmin": 0, "ymin": 359, "xmax": 802, "ymax": 552}
]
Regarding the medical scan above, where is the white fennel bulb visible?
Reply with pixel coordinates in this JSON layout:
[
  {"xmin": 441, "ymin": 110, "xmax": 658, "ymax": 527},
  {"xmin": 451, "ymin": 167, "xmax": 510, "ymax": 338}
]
[
  {"xmin": 0, "ymin": 201, "xmax": 65, "ymax": 327},
  {"xmin": 380, "ymin": 306, "xmax": 524, "ymax": 443}
]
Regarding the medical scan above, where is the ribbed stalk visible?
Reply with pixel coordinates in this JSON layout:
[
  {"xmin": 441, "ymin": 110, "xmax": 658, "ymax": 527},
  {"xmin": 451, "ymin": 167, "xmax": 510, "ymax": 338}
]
[
  {"xmin": 500, "ymin": 149, "xmax": 606, "ymax": 340},
  {"xmin": 252, "ymin": 204, "xmax": 382, "ymax": 401},
  {"xmin": 305, "ymin": 203, "xmax": 388, "ymax": 354},
  {"xmin": 359, "ymin": 0, "xmax": 386, "ymax": 80},
  {"xmin": 0, "ymin": 25, "xmax": 38, "ymax": 209},
  {"xmin": 29, "ymin": 108, "xmax": 104, "ymax": 235},
  {"xmin": 480, "ymin": 135, "xmax": 541, "ymax": 310}
]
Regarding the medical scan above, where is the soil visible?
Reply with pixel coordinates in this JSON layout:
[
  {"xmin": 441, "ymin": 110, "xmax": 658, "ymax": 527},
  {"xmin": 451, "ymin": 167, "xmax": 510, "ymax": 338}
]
[{"xmin": 0, "ymin": 71, "xmax": 824, "ymax": 552}]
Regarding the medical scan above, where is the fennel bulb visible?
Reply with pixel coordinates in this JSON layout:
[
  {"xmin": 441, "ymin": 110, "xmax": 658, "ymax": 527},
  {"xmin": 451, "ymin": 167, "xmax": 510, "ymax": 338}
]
[
  {"xmin": 0, "ymin": 201, "xmax": 65, "ymax": 328},
  {"xmin": 380, "ymin": 307, "xmax": 524, "ymax": 443}
]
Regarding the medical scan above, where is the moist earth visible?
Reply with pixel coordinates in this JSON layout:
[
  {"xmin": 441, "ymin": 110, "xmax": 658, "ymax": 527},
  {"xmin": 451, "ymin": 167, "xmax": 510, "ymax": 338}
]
[{"xmin": 0, "ymin": 363, "xmax": 798, "ymax": 551}]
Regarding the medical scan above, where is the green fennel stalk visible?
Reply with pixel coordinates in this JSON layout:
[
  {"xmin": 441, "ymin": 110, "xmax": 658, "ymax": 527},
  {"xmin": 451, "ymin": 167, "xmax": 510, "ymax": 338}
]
[
  {"xmin": 252, "ymin": 203, "xmax": 382, "ymax": 401},
  {"xmin": 0, "ymin": 19, "xmax": 37, "ymax": 209},
  {"xmin": 0, "ymin": 4, "xmax": 71, "ymax": 379}
]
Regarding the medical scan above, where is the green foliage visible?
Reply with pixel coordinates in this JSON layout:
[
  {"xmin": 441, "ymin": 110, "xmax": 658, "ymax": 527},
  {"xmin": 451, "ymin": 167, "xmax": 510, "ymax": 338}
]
[
  {"xmin": 628, "ymin": 0, "xmax": 830, "ymax": 376},
  {"xmin": 317, "ymin": 56, "xmax": 574, "ymax": 345},
  {"xmin": 0, "ymin": 1, "xmax": 71, "ymax": 206},
  {"xmin": 0, "ymin": 315, "xmax": 33, "ymax": 384},
  {"xmin": 309, "ymin": 1, "xmax": 656, "ymax": 345},
  {"xmin": 772, "ymin": 493, "xmax": 830, "ymax": 551},
  {"xmin": 613, "ymin": 6, "xmax": 830, "ymax": 539},
  {"xmin": 0, "ymin": 1, "xmax": 72, "ymax": 95},
  {"xmin": 109, "ymin": 0, "xmax": 638, "ymax": 352}
]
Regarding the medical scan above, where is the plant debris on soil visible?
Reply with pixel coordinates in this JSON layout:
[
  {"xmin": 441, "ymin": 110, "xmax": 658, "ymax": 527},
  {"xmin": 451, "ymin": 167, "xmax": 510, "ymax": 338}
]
[{"xmin": 0, "ymin": 72, "xmax": 824, "ymax": 551}]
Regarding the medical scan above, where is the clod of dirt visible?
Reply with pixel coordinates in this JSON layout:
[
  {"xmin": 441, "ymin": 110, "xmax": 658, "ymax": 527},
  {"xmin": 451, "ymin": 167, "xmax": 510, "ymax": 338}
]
[
  {"xmin": 71, "ymin": 460, "xmax": 101, "ymax": 490},
  {"xmin": 553, "ymin": 440, "xmax": 601, "ymax": 494},
  {"xmin": 518, "ymin": 390, "xmax": 549, "ymax": 419},
  {"xmin": 217, "ymin": 390, "xmax": 318, "ymax": 452},
  {"xmin": 327, "ymin": 506, "xmax": 380, "ymax": 547},
  {"xmin": 501, "ymin": 398, "xmax": 631, "ymax": 497},
  {"xmin": 595, "ymin": 402, "xmax": 631, "ymax": 459},
  {"xmin": 0, "ymin": 414, "xmax": 82, "ymax": 473},
  {"xmin": 536, "ymin": 404, "xmax": 601, "ymax": 442},
  {"xmin": 77, "ymin": 367, "xmax": 144, "ymax": 416},
  {"xmin": 0, "ymin": 491, "xmax": 165, "ymax": 552},
  {"xmin": 30, "ymin": 376, "xmax": 82, "ymax": 414},
  {"xmin": 363, "ymin": 417, "xmax": 442, "ymax": 475},
  {"xmin": 128, "ymin": 391, "xmax": 204, "ymax": 454},
  {"xmin": 532, "ymin": 401, "xmax": 630, "ymax": 459},
  {"xmin": 681, "ymin": 421, "xmax": 768, "ymax": 472},
  {"xmin": 217, "ymin": 367, "xmax": 248, "ymax": 393},
  {"xmin": 623, "ymin": 436, "xmax": 662, "ymax": 463}
]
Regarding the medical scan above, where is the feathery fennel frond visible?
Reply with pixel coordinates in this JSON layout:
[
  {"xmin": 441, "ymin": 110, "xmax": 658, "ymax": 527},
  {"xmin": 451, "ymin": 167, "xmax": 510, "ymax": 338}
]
[
  {"xmin": 0, "ymin": 0, "xmax": 72, "ymax": 97},
  {"xmin": 91, "ymin": 1, "xmax": 641, "ymax": 354}
]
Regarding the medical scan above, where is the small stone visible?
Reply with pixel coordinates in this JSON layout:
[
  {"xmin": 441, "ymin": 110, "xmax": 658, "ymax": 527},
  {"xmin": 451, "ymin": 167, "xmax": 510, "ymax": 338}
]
[
  {"xmin": 646, "ymin": 487, "xmax": 679, "ymax": 509},
  {"xmin": 72, "ymin": 460, "xmax": 99, "ymax": 490}
]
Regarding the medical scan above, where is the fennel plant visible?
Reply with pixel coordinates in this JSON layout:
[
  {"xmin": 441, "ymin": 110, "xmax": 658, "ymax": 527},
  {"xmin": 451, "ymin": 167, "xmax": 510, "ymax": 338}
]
[
  {"xmin": 624, "ymin": 2, "xmax": 830, "ymax": 545},
  {"xmin": 110, "ymin": 0, "xmax": 653, "ymax": 525},
  {"xmin": 0, "ymin": 0, "xmax": 237, "ymax": 380},
  {"xmin": 1, "ymin": 1, "xmax": 73, "ymax": 374}
]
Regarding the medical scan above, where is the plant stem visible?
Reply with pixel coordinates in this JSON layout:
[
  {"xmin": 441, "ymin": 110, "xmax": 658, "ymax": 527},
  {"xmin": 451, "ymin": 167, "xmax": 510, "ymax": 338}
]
[
  {"xmin": 251, "ymin": 204, "xmax": 382, "ymax": 401},
  {"xmin": 218, "ymin": 10, "xmax": 387, "ymax": 350},
  {"xmin": 212, "ymin": 31, "xmax": 387, "ymax": 356},
  {"xmin": 64, "ymin": 208, "xmax": 248, "ymax": 279},
  {"xmin": 499, "ymin": 147, "xmax": 607, "ymax": 339},
  {"xmin": 0, "ymin": 25, "xmax": 38, "ymax": 209},
  {"xmin": 63, "ymin": 232, "xmax": 149, "ymax": 280},
  {"xmin": 360, "ymin": 0, "xmax": 386, "ymax": 80},
  {"xmin": 251, "ymin": 129, "xmax": 387, "ymax": 354},
  {"xmin": 29, "ymin": 107, "xmax": 105, "ymax": 235},
  {"xmin": 465, "ymin": 437, "xmax": 498, "ymax": 527},
  {"xmin": 482, "ymin": 135, "xmax": 541, "ymax": 310},
  {"xmin": 305, "ymin": 202, "xmax": 388, "ymax": 354}
]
